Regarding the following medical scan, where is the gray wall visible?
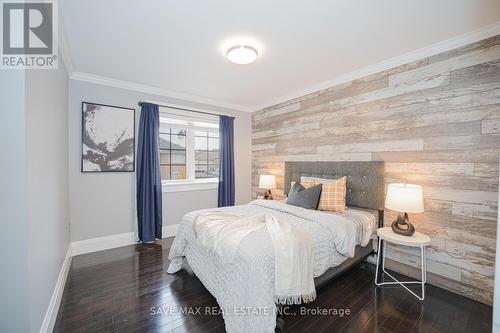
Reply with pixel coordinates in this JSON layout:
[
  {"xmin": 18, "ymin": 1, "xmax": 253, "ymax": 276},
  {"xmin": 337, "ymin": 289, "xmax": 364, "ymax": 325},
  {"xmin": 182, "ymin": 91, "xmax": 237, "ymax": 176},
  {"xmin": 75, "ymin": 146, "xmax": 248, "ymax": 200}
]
[
  {"xmin": 0, "ymin": 58, "xmax": 70, "ymax": 331},
  {"xmin": 0, "ymin": 69, "xmax": 30, "ymax": 333},
  {"xmin": 25, "ymin": 60, "xmax": 71, "ymax": 331},
  {"xmin": 163, "ymin": 189, "xmax": 218, "ymax": 229},
  {"xmin": 252, "ymin": 35, "xmax": 500, "ymax": 304},
  {"xmin": 68, "ymin": 80, "xmax": 252, "ymax": 242}
]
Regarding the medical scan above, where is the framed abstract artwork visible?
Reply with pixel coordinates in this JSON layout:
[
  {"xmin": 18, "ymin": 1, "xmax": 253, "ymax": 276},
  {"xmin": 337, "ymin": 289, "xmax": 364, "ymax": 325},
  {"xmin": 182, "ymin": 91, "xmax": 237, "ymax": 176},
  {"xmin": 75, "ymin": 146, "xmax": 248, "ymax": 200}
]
[{"xmin": 81, "ymin": 102, "xmax": 135, "ymax": 172}]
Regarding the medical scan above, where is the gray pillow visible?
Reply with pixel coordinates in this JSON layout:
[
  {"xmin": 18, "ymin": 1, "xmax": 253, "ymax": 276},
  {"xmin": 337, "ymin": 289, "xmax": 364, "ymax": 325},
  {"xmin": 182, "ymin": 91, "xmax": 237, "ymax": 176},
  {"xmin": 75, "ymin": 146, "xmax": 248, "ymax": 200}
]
[{"xmin": 286, "ymin": 182, "xmax": 322, "ymax": 210}]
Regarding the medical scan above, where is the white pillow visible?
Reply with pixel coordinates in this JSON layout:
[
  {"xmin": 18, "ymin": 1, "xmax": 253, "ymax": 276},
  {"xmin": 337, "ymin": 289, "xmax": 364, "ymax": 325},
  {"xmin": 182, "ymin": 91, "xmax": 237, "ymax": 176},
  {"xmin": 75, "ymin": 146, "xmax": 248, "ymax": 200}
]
[
  {"xmin": 300, "ymin": 176, "xmax": 336, "ymax": 184},
  {"xmin": 290, "ymin": 180, "xmax": 314, "ymax": 190}
]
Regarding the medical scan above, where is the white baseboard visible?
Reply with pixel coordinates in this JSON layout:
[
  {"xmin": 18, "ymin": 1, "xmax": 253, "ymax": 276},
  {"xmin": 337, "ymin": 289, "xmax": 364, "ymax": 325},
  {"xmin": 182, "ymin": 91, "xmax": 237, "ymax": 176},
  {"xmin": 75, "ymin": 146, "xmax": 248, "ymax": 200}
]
[
  {"xmin": 71, "ymin": 224, "xmax": 179, "ymax": 256},
  {"xmin": 71, "ymin": 232, "xmax": 136, "ymax": 256},
  {"xmin": 39, "ymin": 246, "xmax": 72, "ymax": 333}
]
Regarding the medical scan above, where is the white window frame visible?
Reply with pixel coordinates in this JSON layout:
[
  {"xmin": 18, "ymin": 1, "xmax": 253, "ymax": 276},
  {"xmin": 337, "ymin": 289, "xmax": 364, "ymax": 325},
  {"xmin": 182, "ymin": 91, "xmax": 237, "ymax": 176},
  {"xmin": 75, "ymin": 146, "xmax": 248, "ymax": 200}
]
[{"xmin": 159, "ymin": 107, "xmax": 219, "ymax": 193}]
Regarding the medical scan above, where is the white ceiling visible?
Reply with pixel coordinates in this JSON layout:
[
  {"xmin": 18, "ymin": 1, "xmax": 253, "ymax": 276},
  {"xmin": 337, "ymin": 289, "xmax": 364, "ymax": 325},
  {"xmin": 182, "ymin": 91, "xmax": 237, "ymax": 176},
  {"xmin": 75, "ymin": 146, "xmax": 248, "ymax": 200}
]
[{"xmin": 61, "ymin": 0, "xmax": 500, "ymax": 111}]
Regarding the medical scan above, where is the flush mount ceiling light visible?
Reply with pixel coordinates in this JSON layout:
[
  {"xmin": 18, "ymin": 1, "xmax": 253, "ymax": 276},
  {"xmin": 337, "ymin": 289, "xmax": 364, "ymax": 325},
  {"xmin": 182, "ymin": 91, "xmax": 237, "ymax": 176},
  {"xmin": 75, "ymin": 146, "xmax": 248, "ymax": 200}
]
[{"xmin": 226, "ymin": 44, "xmax": 258, "ymax": 64}]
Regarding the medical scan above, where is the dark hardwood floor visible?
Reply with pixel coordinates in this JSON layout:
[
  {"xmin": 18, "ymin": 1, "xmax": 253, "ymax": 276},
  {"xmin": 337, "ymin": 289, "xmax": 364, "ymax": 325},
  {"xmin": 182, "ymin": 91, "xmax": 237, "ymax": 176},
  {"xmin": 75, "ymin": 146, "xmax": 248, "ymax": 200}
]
[{"xmin": 54, "ymin": 238, "xmax": 492, "ymax": 333}]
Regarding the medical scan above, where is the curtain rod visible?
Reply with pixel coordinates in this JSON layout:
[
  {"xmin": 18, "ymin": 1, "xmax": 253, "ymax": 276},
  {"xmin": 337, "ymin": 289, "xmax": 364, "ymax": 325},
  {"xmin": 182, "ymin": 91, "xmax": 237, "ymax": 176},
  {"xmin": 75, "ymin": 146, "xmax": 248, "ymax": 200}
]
[{"xmin": 138, "ymin": 100, "xmax": 235, "ymax": 119}]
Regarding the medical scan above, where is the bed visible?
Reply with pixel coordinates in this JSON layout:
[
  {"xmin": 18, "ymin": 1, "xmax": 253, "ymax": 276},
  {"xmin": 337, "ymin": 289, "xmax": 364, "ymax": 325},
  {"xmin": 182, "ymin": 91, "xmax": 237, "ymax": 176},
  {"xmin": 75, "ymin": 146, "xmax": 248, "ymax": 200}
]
[{"xmin": 167, "ymin": 161, "xmax": 385, "ymax": 333}]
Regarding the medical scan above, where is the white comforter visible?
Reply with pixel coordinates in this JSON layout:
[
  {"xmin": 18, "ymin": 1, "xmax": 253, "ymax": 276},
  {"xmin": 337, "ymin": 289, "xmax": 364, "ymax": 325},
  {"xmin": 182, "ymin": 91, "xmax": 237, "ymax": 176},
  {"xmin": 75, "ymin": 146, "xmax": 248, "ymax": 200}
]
[
  {"xmin": 167, "ymin": 199, "xmax": 376, "ymax": 333},
  {"xmin": 193, "ymin": 212, "xmax": 316, "ymax": 305}
]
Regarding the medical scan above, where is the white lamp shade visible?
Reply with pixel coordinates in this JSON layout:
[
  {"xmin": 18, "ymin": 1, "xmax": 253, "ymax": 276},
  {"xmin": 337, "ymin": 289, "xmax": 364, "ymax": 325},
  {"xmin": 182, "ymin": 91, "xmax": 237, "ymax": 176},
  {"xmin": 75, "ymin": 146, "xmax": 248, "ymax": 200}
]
[
  {"xmin": 385, "ymin": 183, "xmax": 424, "ymax": 213},
  {"xmin": 259, "ymin": 175, "xmax": 277, "ymax": 190}
]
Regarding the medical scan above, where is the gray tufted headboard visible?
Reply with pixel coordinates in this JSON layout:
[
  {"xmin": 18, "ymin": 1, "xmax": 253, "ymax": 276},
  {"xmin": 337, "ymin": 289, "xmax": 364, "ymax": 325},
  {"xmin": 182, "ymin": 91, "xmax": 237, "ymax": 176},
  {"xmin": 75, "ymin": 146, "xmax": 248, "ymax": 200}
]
[{"xmin": 284, "ymin": 161, "xmax": 385, "ymax": 211}]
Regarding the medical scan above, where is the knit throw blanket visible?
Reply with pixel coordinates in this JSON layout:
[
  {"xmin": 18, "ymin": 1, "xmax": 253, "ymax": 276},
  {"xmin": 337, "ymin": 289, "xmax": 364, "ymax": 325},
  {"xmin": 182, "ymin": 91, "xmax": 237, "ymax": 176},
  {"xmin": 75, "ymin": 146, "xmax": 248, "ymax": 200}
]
[{"xmin": 193, "ymin": 212, "xmax": 316, "ymax": 305}]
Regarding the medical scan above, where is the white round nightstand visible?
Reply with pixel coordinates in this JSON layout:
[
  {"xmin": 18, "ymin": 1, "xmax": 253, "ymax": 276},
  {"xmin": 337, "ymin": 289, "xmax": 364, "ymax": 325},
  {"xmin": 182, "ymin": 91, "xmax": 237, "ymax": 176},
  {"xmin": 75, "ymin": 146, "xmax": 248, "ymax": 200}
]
[{"xmin": 375, "ymin": 227, "xmax": 431, "ymax": 301}]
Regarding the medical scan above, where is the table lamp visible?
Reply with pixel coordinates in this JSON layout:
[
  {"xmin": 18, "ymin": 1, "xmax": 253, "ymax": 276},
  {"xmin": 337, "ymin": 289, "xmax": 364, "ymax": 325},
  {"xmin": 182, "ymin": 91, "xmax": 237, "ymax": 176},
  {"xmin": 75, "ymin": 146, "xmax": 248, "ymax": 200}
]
[
  {"xmin": 259, "ymin": 175, "xmax": 276, "ymax": 200},
  {"xmin": 385, "ymin": 183, "xmax": 424, "ymax": 236}
]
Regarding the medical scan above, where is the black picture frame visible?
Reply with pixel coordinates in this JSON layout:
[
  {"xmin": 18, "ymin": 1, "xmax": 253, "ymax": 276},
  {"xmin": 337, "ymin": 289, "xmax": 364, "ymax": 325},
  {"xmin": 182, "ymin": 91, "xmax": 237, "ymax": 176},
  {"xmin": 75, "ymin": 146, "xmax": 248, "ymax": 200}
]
[{"xmin": 81, "ymin": 101, "xmax": 136, "ymax": 173}]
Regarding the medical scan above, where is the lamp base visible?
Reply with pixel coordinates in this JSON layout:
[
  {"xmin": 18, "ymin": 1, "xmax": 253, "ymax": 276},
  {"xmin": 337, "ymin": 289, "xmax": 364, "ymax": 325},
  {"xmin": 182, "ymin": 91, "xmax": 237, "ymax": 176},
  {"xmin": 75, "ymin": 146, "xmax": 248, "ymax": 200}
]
[
  {"xmin": 263, "ymin": 189, "xmax": 273, "ymax": 200},
  {"xmin": 391, "ymin": 212, "xmax": 415, "ymax": 236}
]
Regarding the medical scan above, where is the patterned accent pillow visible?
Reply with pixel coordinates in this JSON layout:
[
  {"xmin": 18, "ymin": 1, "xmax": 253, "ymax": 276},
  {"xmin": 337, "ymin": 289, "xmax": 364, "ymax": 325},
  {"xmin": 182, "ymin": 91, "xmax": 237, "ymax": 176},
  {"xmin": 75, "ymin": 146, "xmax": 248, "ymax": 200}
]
[{"xmin": 314, "ymin": 176, "xmax": 347, "ymax": 213}]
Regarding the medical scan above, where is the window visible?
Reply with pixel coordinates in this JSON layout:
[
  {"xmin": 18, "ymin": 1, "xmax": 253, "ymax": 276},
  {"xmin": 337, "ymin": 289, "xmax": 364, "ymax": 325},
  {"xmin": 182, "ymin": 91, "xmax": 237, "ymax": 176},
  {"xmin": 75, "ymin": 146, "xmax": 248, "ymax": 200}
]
[
  {"xmin": 159, "ymin": 107, "xmax": 219, "ymax": 184},
  {"xmin": 159, "ymin": 128, "xmax": 187, "ymax": 180},
  {"xmin": 195, "ymin": 130, "xmax": 219, "ymax": 178}
]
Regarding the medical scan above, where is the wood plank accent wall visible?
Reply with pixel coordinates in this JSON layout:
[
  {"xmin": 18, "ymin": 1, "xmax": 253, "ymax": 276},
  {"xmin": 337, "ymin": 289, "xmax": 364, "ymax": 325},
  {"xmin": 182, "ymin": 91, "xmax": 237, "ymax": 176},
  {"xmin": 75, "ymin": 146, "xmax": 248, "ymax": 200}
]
[{"xmin": 252, "ymin": 35, "xmax": 500, "ymax": 305}]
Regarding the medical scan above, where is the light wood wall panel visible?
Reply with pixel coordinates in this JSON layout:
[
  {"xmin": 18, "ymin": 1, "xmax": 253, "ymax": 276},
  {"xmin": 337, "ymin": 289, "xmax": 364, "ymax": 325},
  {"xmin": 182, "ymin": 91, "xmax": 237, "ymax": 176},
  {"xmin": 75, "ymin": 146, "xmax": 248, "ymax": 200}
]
[{"xmin": 252, "ymin": 35, "xmax": 500, "ymax": 305}]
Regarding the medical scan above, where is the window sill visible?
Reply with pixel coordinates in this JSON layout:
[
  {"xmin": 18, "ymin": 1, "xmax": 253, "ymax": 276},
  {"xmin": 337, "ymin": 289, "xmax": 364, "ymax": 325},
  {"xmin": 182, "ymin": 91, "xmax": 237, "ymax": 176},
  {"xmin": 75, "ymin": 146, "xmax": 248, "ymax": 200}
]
[{"xmin": 162, "ymin": 179, "xmax": 219, "ymax": 193}]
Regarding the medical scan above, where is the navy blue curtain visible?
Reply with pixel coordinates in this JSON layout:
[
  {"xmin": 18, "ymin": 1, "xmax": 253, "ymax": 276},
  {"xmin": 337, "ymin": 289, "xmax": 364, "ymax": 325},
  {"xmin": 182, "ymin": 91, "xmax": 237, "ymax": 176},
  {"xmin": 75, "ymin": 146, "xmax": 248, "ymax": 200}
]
[
  {"xmin": 136, "ymin": 102, "xmax": 163, "ymax": 242},
  {"xmin": 218, "ymin": 115, "xmax": 235, "ymax": 207}
]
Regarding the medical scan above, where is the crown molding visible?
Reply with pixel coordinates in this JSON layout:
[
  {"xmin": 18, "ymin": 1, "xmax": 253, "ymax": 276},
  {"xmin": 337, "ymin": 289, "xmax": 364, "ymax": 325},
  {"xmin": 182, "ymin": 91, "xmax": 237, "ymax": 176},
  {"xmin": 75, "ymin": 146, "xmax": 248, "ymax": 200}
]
[
  {"xmin": 70, "ymin": 72, "xmax": 253, "ymax": 112},
  {"xmin": 251, "ymin": 21, "xmax": 500, "ymax": 111},
  {"xmin": 66, "ymin": 21, "xmax": 500, "ymax": 113}
]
